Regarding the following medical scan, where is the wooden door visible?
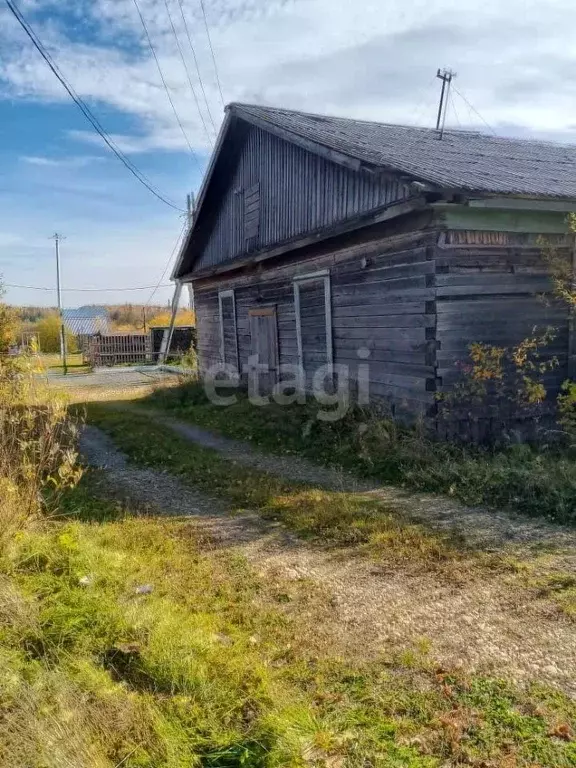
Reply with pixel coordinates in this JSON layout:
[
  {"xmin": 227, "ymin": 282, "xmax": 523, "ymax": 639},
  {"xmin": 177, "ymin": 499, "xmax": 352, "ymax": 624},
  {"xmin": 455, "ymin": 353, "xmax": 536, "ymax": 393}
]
[{"xmin": 249, "ymin": 307, "xmax": 279, "ymax": 391}]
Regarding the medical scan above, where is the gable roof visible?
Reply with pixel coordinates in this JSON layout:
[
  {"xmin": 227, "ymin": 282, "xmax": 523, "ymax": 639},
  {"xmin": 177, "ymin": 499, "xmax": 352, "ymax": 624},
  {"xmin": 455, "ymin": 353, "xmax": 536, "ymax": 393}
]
[
  {"xmin": 63, "ymin": 306, "xmax": 110, "ymax": 336},
  {"xmin": 232, "ymin": 103, "xmax": 576, "ymax": 199},
  {"xmin": 173, "ymin": 102, "xmax": 576, "ymax": 279}
]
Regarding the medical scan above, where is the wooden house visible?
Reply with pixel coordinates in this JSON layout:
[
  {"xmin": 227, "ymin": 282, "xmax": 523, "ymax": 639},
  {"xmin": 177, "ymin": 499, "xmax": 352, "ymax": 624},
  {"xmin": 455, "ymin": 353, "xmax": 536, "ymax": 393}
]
[{"xmin": 172, "ymin": 103, "xmax": 576, "ymax": 423}]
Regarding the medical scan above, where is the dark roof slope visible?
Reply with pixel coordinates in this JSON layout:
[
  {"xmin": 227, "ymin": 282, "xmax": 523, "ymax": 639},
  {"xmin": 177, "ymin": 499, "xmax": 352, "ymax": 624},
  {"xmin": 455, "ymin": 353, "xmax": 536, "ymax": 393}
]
[{"xmin": 231, "ymin": 103, "xmax": 576, "ymax": 199}]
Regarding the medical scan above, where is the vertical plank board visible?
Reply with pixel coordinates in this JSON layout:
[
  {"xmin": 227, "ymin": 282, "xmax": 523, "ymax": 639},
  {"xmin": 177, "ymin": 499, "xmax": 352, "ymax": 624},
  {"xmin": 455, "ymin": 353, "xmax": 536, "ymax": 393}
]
[{"xmin": 569, "ymin": 240, "xmax": 576, "ymax": 379}]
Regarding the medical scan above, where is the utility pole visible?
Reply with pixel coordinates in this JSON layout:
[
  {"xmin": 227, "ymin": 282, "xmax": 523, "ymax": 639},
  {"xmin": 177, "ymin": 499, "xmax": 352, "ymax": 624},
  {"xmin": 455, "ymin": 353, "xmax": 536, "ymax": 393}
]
[
  {"xmin": 161, "ymin": 193, "xmax": 194, "ymax": 364},
  {"xmin": 186, "ymin": 193, "xmax": 194, "ymax": 225},
  {"xmin": 186, "ymin": 192, "xmax": 195, "ymax": 314},
  {"xmin": 51, "ymin": 233, "xmax": 67, "ymax": 374},
  {"xmin": 435, "ymin": 68, "xmax": 456, "ymax": 139}
]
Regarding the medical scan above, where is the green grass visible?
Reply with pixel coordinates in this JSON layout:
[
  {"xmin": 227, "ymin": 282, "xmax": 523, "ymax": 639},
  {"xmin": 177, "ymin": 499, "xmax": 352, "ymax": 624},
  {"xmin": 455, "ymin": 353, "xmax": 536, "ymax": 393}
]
[
  {"xmin": 84, "ymin": 403, "xmax": 510, "ymax": 575},
  {"xmin": 143, "ymin": 383, "xmax": 576, "ymax": 525},
  {"xmin": 1, "ymin": 473, "xmax": 575, "ymax": 767}
]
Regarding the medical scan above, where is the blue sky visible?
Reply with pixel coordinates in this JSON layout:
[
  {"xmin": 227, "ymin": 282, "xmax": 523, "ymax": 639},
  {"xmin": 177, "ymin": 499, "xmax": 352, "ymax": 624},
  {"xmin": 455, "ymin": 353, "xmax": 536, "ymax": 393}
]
[{"xmin": 1, "ymin": 0, "xmax": 576, "ymax": 307}]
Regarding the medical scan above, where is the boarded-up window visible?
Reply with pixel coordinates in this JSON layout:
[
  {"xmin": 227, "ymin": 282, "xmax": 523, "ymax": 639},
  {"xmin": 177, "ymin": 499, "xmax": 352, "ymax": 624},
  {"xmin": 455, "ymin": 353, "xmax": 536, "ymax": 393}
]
[
  {"xmin": 219, "ymin": 290, "xmax": 238, "ymax": 369},
  {"xmin": 243, "ymin": 182, "xmax": 260, "ymax": 246},
  {"xmin": 294, "ymin": 272, "xmax": 333, "ymax": 381}
]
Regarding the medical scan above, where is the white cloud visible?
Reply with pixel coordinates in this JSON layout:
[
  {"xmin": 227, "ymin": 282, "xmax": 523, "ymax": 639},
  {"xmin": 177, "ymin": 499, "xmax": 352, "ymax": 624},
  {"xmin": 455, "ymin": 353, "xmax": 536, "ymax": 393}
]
[
  {"xmin": 2, "ymin": 0, "xmax": 576, "ymax": 158},
  {"xmin": 21, "ymin": 154, "xmax": 105, "ymax": 168},
  {"xmin": 3, "ymin": 0, "xmax": 576, "ymax": 308}
]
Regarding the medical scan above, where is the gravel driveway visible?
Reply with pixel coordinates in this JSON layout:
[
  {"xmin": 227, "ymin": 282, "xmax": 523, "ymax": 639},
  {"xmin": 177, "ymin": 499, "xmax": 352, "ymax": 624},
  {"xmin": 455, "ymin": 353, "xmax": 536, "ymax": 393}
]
[
  {"xmin": 120, "ymin": 405, "xmax": 576, "ymax": 553},
  {"xmin": 81, "ymin": 423, "xmax": 576, "ymax": 695}
]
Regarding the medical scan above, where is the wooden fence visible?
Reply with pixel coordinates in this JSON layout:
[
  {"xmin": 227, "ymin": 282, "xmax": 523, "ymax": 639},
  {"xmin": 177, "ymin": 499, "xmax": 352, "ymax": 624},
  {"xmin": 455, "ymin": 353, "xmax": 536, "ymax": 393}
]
[{"xmin": 86, "ymin": 334, "xmax": 152, "ymax": 367}]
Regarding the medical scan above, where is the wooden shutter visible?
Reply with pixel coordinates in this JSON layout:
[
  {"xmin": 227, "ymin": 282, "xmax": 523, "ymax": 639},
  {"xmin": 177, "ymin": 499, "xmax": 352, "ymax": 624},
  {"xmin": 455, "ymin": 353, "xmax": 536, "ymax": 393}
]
[
  {"xmin": 218, "ymin": 290, "xmax": 238, "ymax": 368},
  {"xmin": 294, "ymin": 272, "xmax": 333, "ymax": 381},
  {"xmin": 244, "ymin": 182, "xmax": 260, "ymax": 247}
]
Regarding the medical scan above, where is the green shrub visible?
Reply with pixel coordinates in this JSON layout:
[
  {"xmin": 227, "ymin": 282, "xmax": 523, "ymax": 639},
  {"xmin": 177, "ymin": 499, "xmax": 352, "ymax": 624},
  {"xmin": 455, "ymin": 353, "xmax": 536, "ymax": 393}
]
[{"xmin": 558, "ymin": 380, "xmax": 576, "ymax": 444}]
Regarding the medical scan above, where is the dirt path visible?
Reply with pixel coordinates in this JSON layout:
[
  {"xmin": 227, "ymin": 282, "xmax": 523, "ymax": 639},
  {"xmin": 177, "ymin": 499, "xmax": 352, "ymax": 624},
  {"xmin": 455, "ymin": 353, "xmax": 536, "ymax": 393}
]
[
  {"xmin": 81, "ymin": 424, "xmax": 576, "ymax": 695},
  {"xmin": 114, "ymin": 404, "xmax": 576, "ymax": 553}
]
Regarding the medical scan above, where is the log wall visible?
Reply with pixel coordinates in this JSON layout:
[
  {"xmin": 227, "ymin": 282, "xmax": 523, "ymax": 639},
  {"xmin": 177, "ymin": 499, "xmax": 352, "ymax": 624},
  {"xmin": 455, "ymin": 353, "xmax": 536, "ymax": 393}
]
[
  {"xmin": 194, "ymin": 226, "xmax": 439, "ymax": 418},
  {"xmin": 192, "ymin": 219, "xmax": 572, "ymax": 435}
]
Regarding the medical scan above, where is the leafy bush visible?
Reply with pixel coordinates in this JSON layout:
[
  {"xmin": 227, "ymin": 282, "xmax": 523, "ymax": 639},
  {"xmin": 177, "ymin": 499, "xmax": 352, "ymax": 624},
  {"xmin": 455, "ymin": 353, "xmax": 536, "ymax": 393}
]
[
  {"xmin": 179, "ymin": 344, "xmax": 199, "ymax": 373},
  {"xmin": 558, "ymin": 380, "xmax": 576, "ymax": 444},
  {"xmin": 438, "ymin": 329, "xmax": 558, "ymax": 442},
  {"xmin": 34, "ymin": 313, "xmax": 77, "ymax": 354}
]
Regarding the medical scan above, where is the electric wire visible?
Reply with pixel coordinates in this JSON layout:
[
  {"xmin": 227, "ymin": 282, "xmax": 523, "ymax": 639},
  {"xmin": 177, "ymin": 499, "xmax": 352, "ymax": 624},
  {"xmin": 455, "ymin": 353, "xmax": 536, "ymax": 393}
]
[
  {"xmin": 4, "ymin": 0, "xmax": 185, "ymax": 211},
  {"xmin": 4, "ymin": 282, "xmax": 173, "ymax": 292},
  {"xmin": 452, "ymin": 85, "xmax": 497, "ymax": 135},
  {"xmin": 405, "ymin": 74, "xmax": 438, "ymax": 127},
  {"xmin": 163, "ymin": 0, "xmax": 215, "ymax": 145},
  {"xmin": 198, "ymin": 0, "xmax": 225, "ymax": 108},
  {"xmin": 131, "ymin": 0, "xmax": 202, "ymax": 167},
  {"xmin": 449, "ymin": 90, "xmax": 461, "ymax": 129},
  {"xmin": 176, "ymin": 0, "xmax": 219, "ymax": 133},
  {"xmin": 144, "ymin": 219, "xmax": 188, "ymax": 307}
]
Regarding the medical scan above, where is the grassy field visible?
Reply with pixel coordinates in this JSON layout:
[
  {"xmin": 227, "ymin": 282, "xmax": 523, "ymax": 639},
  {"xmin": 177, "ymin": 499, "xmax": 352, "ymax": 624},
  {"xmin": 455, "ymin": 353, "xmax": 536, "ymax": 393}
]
[
  {"xmin": 2, "ymin": 467, "xmax": 575, "ymax": 767},
  {"xmin": 38, "ymin": 352, "xmax": 91, "ymax": 374},
  {"xmin": 3, "ymin": 366, "xmax": 575, "ymax": 765},
  {"xmin": 85, "ymin": 404, "xmax": 484, "ymax": 568},
  {"xmin": 143, "ymin": 382, "xmax": 576, "ymax": 525}
]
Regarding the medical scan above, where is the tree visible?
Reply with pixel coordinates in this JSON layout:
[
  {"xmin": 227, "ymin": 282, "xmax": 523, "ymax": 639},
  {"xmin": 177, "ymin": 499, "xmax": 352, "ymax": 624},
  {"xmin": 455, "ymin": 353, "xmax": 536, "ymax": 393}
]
[
  {"xmin": 0, "ymin": 296, "xmax": 17, "ymax": 353},
  {"xmin": 148, "ymin": 309, "xmax": 195, "ymax": 327},
  {"xmin": 35, "ymin": 314, "xmax": 77, "ymax": 354}
]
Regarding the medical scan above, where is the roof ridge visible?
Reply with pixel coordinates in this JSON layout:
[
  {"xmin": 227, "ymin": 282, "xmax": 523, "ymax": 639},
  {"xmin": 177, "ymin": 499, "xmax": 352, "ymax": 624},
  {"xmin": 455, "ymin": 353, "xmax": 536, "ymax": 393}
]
[{"xmin": 229, "ymin": 101, "xmax": 576, "ymax": 151}]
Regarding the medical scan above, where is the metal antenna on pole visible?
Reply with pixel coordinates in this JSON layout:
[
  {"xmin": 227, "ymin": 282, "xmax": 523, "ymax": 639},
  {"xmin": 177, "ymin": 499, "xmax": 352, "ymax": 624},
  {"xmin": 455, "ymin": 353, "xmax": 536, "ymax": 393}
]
[
  {"xmin": 435, "ymin": 68, "xmax": 456, "ymax": 139},
  {"xmin": 51, "ymin": 233, "xmax": 68, "ymax": 374}
]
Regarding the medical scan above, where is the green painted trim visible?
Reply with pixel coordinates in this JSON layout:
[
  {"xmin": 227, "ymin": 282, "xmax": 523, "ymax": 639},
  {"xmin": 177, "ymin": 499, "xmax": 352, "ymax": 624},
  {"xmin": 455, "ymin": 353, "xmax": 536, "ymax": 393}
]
[
  {"xmin": 468, "ymin": 197, "xmax": 576, "ymax": 213},
  {"xmin": 432, "ymin": 203, "xmax": 570, "ymax": 233}
]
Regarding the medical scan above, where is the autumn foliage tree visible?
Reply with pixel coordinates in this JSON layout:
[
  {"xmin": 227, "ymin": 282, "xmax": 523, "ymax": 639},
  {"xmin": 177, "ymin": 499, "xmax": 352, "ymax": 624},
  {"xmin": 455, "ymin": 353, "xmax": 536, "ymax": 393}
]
[
  {"xmin": 35, "ymin": 314, "xmax": 77, "ymax": 354},
  {"xmin": 148, "ymin": 309, "xmax": 195, "ymax": 327},
  {"xmin": 0, "ymin": 296, "xmax": 18, "ymax": 353}
]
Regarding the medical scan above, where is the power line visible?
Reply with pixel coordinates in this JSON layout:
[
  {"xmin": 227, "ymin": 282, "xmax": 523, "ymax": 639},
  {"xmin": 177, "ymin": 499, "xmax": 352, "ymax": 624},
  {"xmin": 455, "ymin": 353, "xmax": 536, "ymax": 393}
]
[
  {"xmin": 162, "ymin": 0, "xmax": 215, "ymax": 145},
  {"xmin": 452, "ymin": 85, "xmax": 496, "ymax": 135},
  {"xmin": 405, "ymin": 74, "xmax": 438, "ymax": 127},
  {"xmin": 198, "ymin": 0, "xmax": 225, "ymax": 109},
  {"xmin": 4, "ymin": 282, "xmax": 173, "ymax": 292},
  {"xmin": 145, "ymin": 219, "xmax": 188, "ymax": 307},
  {"xmin": 131, "ymin": 0, "xmax": 201, "ymax": 167},
  {"xmin": 4, "ymin": 0, "xmax": 185, "ymax": 212},
  {"xmin": 176, "ymin": 0, "xmax": 218, "ymax": 136},
  {"xmin": 449, "ymin": 90, "xmax": 461, "ymax": 129}
]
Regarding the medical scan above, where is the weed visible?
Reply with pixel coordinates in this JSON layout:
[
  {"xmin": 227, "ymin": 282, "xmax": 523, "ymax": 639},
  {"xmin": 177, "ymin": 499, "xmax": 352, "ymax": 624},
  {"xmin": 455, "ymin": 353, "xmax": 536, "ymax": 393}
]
[
  {"xmin": 84, "ymin": 404, "xmax": 492, "ymax": 574},
  {"xmin": 2, "ymin": 483, "xmax": 575, "ymax": 766},
  {"xmin": 144, "ymin": 383, "xmax": 576, "ymax": 524}
]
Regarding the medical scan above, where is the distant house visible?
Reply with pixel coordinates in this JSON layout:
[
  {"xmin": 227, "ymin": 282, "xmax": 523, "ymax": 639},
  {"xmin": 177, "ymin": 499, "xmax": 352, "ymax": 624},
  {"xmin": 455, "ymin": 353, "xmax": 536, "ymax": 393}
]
[
  {"xmin": 63, "ymin": 306, "xmax": 110, "ymax": 349},
  {"xmin": 172, "ymin": 103, "xmax": 576, "ymax": 423}
]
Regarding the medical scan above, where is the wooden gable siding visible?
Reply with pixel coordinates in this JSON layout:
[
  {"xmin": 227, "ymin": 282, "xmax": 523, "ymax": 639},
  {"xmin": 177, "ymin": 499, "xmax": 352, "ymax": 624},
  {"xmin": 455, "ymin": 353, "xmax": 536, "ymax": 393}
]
[{"xmin": 193, "ymin": 123, "xmax": 411, "ymax": 272}]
